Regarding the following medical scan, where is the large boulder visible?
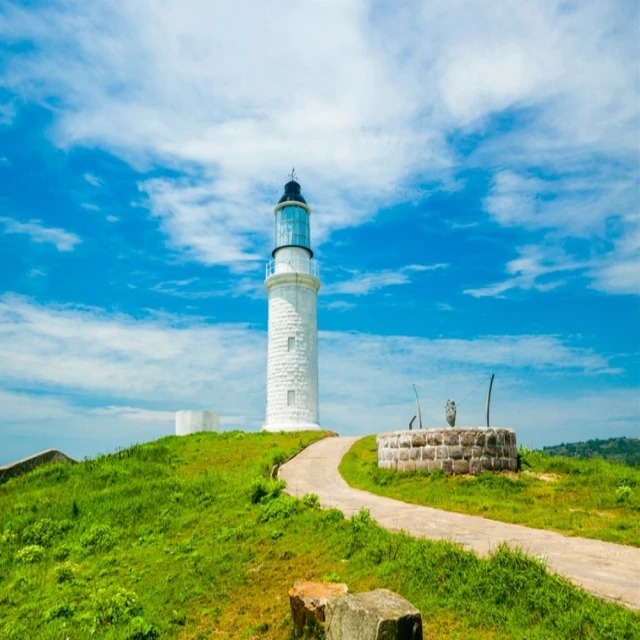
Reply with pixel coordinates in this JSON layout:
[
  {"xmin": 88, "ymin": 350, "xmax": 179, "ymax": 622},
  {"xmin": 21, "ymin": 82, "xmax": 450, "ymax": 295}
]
[
  {"xmin": 289, "ymin": 581, "xmax": 349, "ymax": 631},
  {"xmin": 325, "ymin": 589, "xmax": 422, "ymax": 640}
]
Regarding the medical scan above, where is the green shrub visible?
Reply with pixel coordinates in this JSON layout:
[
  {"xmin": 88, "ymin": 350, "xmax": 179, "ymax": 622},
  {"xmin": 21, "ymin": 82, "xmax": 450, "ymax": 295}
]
[
  {"xmin": 125, "ymin": 617, "xmax": 160, "ymax": 640},
  {"xmin": 53, "ymin": 544, "xmax": 71, "ymax": 561},
  {"xmin": 45, "ymin": 602, "xmax": 75, "ymax": 621},
  {"xmin": 169, "ymin": 609, "xmax": 187, "ymax": 626},
  {"xmin": 15, "ymin": 544, "xmax": 45, "ymax": 564},
  {"xmin": 301, "ymin": 493, "xmax": 320, "ymax": 509},
  {"xmin": 23, "ymin": 518, "xmax": 72, "ymax": 547},
  {"xmin": 323, "ymin": 508, "xmax": 344, "ymax": 523},
  {"xmin": 54, "ymin": 563, "xmax": 75, "ymax": 584},
  {"xmin": 81, "ymin": 524, "xmax": 117, "ymax": 552},
  {"xmin": 258, "ymin": 495, "xmax": 300, "ymax": 522},
  {"xmin": 92, "ymin": 587, "xmax": 143, "ymax": 628},
  {"xmin": 249, "ymin": 477, "xmax": 286, "ymax": 504},
  {"xmin": 615, "ymin": 486, "xmax": 633, "ymax": 504}
]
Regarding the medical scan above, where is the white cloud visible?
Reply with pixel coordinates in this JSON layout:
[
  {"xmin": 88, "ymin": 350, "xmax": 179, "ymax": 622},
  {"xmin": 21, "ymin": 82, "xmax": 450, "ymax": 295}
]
[
  {"xmin": 325, "ymin": 300, "xmax": 356, "ymax": 312},
  {"xmin": 0, "ymin": 217, "xmax": 81, "ymax": 251},
  {"xmin": 589, "ymin": 260, "xmax": 640, "ymax": 296},
  {"xmin": 464, "ymin": 245, "xmax": 586, "ymax": 298},
  {"xmin": 0, "ymin": 295, "xmax": 629, "ymax": 450},
  {"xmin": 0, "ymin": 102, "xmax": 16, "ymax": 125},
  {"xmin": 150, "ymin": 275, "xmax": 264, "ymax": 300},
  {"xmin": 81, "ymin": 202, "xmax": 100, "ymax": 211},
  {"xmin": 0, "ymin": 0, "xmax": 635, "ymax": 278},
  {"xmin": 84, "ymin": 172, "xmax": 102, "ymax": 187},
  {"xmin": 323, "ymin": 264, "xmax": 448, "ymax": 296}
]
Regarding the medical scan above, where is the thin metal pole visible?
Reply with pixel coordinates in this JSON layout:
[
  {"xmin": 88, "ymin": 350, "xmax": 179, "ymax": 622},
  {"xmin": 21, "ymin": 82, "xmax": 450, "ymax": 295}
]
[
  {"xmin": 413, "ymin": 384, "xmax": 423, "ymax": 430},
  {"xmin": 485, "ymin": 373, "xmax": 495, "ymax": 427}
]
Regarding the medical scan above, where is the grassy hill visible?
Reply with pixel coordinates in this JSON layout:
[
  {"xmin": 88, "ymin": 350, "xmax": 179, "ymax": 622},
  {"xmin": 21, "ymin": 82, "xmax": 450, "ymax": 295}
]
[
  {"xmin": 542, "ymin": 437, "xmax": 640, "ymax": 466},
  {"xmin": 340, "ymin": 436, "xmax": 640, "ymax": 547},
  {"xmin": 1, "ymin": 431, "xmax": 639, "ymax": 639}
]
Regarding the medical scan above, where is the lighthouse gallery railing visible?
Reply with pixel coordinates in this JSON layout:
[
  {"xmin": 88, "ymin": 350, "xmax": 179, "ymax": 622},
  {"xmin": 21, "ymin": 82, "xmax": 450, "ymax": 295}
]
[{"xmin": 266, "ymin": 257, "xmax": 320, "ymax": 279}]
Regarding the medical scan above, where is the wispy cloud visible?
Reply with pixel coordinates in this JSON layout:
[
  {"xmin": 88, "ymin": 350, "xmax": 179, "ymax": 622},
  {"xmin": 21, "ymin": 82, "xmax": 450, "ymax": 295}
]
[
  {"xmin": 0, "ymin": 102, "xmax": 16, "ymax": 125},
  {"xmin": 325, "ymin": 300, "xmax": 356, "ymax": 312},
  {"xmin": 0, "ymin": 293, "xmax": 622, "ymax": 404},
  {"xmin": 84, "ymin": 172, "xmax": 103, "ymax": 187},
  {"xmin": 81, "ymin": 202, "xmax": 100, "ymax": 211},
  {"xmin": 0, "ymin": 294, "xmax": 634, "ymax": 461},
  {"xmin": 476, "ymin": 169, "xmax": 640, "ymax": 297},
  {"xmin": 0, "ymin": 217, "xmax": 81, "ymax": 251},
  {"xmin": 324, "ymin": 264, "xmax": 448, "ymax": 296},
  {"xmin": 150, "ymin": 276, "xmax": 264, "ymax": 300},
  {"xmin": 464, "ymin": 245, "xmax": 586, "ymax": 298}
]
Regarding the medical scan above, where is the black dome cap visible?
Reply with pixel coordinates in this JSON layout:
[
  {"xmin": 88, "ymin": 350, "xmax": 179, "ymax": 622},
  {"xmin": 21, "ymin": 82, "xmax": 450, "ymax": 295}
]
[{"xmin": 278, "ymin": 179, "xmax": 307, "ymax": 205}]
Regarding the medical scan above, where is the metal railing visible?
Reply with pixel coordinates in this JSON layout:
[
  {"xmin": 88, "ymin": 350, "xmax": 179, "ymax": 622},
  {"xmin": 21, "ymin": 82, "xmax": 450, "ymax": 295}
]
[{"xmin": 266, "ymin": 257, "xmax": 320, "ymax": 279}]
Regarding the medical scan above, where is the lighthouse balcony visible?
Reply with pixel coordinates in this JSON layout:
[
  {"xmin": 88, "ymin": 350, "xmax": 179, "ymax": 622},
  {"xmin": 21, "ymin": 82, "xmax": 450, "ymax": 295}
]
[{"xmin": 266, "ymin": 256, "xmax": 320, "ymax": 279}]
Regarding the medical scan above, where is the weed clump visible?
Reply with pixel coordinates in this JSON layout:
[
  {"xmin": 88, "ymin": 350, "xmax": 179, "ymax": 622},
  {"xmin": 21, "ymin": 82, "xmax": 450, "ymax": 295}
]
[
  {"xmin": 15, "ymin": 544, "xmax": 45, "ymax": 564},
  {"xmin": 249, "ymin": 477, "xmax": 286, "ymax": 504},
  {"xmin": 45, "ymin": 602, "xmax": 75, "ymax": 621},
  {"xmin": 23, "ymin": 518, "xmax": 72, "ymax": 547},
  {"xmin": 80, "ymin": 524, "xmax": 117, "ymax": 553},
  {"xmin": 92, "ymin": 587, "xmax": 142, "ymax": 627},
  {"xmin": 54, "ymin": 562, "xmax": 75, "ymax": 584},
  {"xmin": 301, "ymin": 493, "xmax": 320, "ymax": 509},
  {"xmin": 258, "ymin": 495, "xmax": 300, "ymax": 522}
]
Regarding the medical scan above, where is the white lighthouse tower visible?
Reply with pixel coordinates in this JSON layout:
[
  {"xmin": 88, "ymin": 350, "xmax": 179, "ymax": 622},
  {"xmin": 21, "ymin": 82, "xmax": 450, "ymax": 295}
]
[{"xmin": 262, "ymin": 174, "xmax": 321, "ymax": 432}]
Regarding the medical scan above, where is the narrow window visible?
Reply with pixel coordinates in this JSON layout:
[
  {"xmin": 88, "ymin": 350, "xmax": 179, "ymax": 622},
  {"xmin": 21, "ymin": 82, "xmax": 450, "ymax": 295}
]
[
  {"xmin": 287, "ymin": 390, "xmax": 296, "ymax": 406},
  {"xmin": 288, "ymin": 336, "xmax": 296, "ymax": 352}
]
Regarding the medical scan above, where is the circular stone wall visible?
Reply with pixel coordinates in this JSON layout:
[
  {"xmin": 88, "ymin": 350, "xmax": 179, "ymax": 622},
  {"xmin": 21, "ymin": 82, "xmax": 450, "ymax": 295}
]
[{"xmin": 377, "ymin": 428, "xmax": 517, "ymax": 475}]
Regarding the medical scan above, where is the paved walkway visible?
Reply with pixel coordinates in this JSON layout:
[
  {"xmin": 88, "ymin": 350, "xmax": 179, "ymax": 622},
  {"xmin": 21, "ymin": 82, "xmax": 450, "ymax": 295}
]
[{"xmin": 279, "ymin": 436, "xmax": 640, "ymax": 610}]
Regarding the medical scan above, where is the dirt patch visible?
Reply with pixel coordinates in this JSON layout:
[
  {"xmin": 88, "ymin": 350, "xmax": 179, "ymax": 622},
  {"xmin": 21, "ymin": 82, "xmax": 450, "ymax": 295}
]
[{"xmin": 523, "ymin": 470, "xmax": 559, "ymax": 483}]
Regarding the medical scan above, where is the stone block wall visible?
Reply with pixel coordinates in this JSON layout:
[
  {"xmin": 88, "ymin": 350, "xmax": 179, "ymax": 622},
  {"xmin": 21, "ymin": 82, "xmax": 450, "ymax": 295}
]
[
  {"xmin": 377, "ymin": 428, "xmax": 517, "ymax": 475},
  {"xmin": 264, "ymin": 268, "xmax": 321, "ymax": 432}
]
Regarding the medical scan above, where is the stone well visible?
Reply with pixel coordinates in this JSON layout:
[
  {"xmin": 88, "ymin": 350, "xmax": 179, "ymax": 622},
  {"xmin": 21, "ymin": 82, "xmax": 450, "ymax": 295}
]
[{"xmin": 377, "ymin": 428, "xmax": 517, "ymax": 475}]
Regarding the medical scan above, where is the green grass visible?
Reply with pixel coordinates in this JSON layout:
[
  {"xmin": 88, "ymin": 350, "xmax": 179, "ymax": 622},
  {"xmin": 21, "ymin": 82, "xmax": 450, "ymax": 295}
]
[
  {"xmin": 0, "ymin": 431, "xmax": 638, "ymax": 639},
  {"xmin": 340, "ymin": 436, "xmax": 640, "ymax": 547}
]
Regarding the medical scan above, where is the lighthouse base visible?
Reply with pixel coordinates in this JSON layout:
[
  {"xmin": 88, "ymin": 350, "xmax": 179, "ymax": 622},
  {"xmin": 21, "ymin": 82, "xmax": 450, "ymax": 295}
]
[{"xmin": 262, "ymin": 421, "xmax": 321, "ymax": 433}]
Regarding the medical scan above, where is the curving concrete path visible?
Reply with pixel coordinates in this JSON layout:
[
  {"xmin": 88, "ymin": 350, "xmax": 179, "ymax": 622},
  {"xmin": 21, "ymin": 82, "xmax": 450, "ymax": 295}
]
[{"xmin": 279, "ymin": 436, "xmax": 640, "ymax": 610}]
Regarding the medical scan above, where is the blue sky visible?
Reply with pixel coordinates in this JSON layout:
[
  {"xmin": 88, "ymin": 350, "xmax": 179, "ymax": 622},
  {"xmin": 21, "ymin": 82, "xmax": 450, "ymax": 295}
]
[{"xmin": 0, "ymin": 0, "xmax": 638, "ymax": 465}]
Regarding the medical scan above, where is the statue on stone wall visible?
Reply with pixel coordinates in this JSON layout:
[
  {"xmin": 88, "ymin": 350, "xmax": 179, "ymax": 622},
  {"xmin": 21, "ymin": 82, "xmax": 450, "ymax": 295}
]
[{"xmin": 445, "ymin": 399, "xmax": 456, "ymax": 427}]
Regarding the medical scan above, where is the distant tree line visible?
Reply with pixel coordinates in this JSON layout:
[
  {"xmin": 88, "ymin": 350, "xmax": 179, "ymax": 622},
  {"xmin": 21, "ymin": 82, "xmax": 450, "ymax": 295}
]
[{"xmin": 541, "ymin": 437, "xmax": 640, "ymax": 467}]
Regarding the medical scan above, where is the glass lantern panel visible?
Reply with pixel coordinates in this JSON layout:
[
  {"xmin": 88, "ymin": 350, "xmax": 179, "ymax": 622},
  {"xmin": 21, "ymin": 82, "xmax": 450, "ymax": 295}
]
[{"xmin": 275, "ymin": 205, "xmax": 310, "ymax": 250}]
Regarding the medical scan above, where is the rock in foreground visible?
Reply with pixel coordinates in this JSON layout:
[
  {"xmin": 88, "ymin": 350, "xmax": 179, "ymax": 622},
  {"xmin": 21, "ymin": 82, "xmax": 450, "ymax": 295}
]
[
  {"xmin": 325, "ymin": 588, "xmax": 422, "ymax": 640},
  {"xmin": 289, "ymin": 581, "xmax": 349, "ymax": 631}
]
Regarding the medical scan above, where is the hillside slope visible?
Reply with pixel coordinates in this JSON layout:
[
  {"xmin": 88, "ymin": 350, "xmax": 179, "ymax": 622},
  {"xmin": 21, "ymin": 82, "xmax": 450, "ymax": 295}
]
[{"xmin": 1, "ymin": 432, "xmax": 638, "ymax": 639}]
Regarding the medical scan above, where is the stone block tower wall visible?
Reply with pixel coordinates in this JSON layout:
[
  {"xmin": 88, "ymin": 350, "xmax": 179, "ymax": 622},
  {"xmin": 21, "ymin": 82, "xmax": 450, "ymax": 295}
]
[
  {"xmin": 263, "ymin": 177, "xmax": 321, "ymax": 432},
  {"xmin": 265, "ymin": 274, "xmax": 320, "ymax": 430}
]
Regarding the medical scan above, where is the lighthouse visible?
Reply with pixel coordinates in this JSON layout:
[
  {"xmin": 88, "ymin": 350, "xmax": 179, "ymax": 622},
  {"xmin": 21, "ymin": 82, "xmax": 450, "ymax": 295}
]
[{"xmin": 262, "ymin": 174, "xmax": 321, "ymax": 432}]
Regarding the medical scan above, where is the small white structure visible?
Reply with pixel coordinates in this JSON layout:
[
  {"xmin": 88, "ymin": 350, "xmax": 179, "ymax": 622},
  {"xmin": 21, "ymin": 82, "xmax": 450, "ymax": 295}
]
[
  {"xmin": 263, "ymin": 176, "xmax": 321, "ymax": 432},
  {"xmin": 175, "ymin": 410, "xmax": 220, "ymax": 436}
]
